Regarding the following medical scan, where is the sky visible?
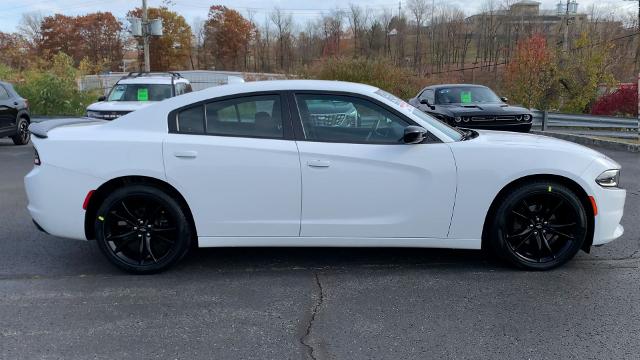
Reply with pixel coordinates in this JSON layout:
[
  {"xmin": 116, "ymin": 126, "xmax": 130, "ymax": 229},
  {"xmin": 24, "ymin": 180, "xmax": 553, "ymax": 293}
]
[{"xmin": 0, "ymin": 0, "xmax": 636, "ymax": 33}]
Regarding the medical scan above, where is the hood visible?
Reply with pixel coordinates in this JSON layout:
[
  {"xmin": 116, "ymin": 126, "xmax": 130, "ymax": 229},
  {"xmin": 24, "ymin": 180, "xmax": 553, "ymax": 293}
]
[
  {"xmin": 440, "ymin": 103, "xmax": 529, "ymax": 116},
  {"xmin": 86, "ymin": 101, "xmax": 156, "ymax": 112},
  {"xmin": 473, "ymin": 129, "xmax": 613, "ymax": 162}
]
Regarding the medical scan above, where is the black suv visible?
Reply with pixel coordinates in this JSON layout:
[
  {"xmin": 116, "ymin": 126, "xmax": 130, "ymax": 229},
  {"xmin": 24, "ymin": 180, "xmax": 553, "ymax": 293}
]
[
  {"xmin": 408, "ymin": 84, "xmax": 533, "ymax": 132},
  {"xmin": 0, "ymin": 81, "xmax": 30, "ymax": 145}
]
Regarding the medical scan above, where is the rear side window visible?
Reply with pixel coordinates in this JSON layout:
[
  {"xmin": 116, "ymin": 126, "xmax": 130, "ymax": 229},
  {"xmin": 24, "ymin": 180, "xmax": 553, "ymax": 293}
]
[
  {"xmin": 0, "ymin": 86, "xmax": 9, "ymax": 100},
  {"xmin": 205, "ymin": 95, "xmax": 283, "ymax": 139},
  {"xmin": 177, "ymin": 106, "xmax": 204, "ymax": 133}
]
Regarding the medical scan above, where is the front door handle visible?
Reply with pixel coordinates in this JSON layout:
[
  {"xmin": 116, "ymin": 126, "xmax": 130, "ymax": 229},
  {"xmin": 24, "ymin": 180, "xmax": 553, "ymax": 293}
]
[
  {"xmin": 307, "ymin": 160, "xmax": 331, "ymax": 168},
  {"xmin": 174, "ymin": 151, "xmax": 198, "ymax": 158}
]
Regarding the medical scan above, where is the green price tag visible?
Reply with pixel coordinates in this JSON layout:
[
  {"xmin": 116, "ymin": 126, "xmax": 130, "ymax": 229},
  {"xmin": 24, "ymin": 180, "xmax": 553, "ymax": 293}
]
[
  {"xmin": 460, "ymin": 91, "xmax": 472, "ymax": 103},
  {"xmin": 137, "ymin": 88, "xmax": 149, "ymax": 101}
]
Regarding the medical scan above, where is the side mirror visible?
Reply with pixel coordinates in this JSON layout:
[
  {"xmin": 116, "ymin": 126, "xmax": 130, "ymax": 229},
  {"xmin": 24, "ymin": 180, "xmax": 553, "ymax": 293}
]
[
  {"xmin": 98, "ymin": 95, "xmax": 106, "ymax": 102},
  {"xmin": 403, "ymin": 126, "xmax": 428, "ymax": 144},
  {"xmin": 419, "ymin": 98, "xmax": 435, "ymax": 110},
  {"xmin": 500, "ymin": 96, "xmax": 508, "ymax": 103}
]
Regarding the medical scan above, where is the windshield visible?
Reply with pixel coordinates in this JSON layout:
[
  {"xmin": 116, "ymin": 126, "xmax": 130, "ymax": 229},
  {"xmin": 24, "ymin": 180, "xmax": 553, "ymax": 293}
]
[
  {"xmin": 374, "ymin": 89, "xmax": 463, "ymax": 142},
  {"xmin": 435, "ymin": 86, "xmax": 501, "ymax": 105},
  {"xmin": 107, "ymin": 84, "xmax": 173, "ymax": 102}
]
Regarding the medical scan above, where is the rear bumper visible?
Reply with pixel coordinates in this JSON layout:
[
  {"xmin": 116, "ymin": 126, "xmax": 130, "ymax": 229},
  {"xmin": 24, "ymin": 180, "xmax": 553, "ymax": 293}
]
[{"xmin": 25, "ymin": 164, "xmax": 102, "ymax": 240}]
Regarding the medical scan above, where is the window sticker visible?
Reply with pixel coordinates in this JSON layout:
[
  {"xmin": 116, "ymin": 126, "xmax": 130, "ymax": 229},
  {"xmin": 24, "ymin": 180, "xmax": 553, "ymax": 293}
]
[
  {"xmin": 460, "ymin": 91, "xmax": 472, "ymax": 103},
  {"xmin": 137, "ymin": 88, "xmax": 149, "ymax": 101}
]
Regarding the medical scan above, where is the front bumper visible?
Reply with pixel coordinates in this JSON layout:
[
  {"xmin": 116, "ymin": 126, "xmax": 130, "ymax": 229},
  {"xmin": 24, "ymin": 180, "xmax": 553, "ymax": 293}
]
[
  {"xmin": 591, "ymin": 187, "xmax": 626, "ymax": 246},
  {"xmin": 456, "ymin": 122, "xmax": 532, "ymax": 132}
]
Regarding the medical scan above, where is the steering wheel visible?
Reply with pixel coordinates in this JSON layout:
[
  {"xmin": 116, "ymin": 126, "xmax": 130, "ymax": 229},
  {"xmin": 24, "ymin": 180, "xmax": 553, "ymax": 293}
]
[{"xmin": 367, "ymin": 118, "xmax": 395, "ymax": 141}]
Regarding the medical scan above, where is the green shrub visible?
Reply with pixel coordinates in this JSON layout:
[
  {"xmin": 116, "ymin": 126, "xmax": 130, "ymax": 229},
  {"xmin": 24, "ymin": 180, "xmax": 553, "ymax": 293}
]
[
  {"xmin": 300, "ymin": 58, "xmax": 422, "ymax": 100},
  {"xmin": 4, "ymin": 53, "xmax": 99, "ymax": 116}
]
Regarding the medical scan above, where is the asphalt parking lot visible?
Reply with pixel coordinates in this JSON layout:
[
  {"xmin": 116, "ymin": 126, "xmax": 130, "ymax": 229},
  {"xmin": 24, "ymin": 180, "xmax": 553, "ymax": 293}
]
[{"xmin": 0, "ymin": 138, "xmax": 638, "ymax": 360}]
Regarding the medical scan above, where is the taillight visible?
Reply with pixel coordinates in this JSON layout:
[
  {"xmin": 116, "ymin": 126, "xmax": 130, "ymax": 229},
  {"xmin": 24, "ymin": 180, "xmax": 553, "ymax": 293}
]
[{"xmin": 34, "ymin": 149, "xmax": 41, "ymax": 166}]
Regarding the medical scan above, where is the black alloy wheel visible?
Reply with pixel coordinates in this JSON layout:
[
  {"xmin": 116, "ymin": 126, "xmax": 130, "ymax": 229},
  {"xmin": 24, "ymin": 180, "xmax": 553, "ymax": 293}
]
[
  {"xmin": 12, "ymin": 117, "xmax": 30, "ymax": 145},
  {"xmin": 490, "ymin": 181, "xmax": 588, "ymax": 270},
  {"xmin": 95, "ymin": 185, "xmax": 191, "ymax": 274}
]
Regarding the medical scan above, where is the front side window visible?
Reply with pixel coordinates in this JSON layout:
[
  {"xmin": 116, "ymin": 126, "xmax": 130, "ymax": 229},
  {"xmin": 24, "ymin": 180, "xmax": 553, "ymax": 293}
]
[
  {"xmin": 295, "ymin": 94, "xmax": 408, "ymax": 144},
  {"xmin": 0, "ymin": 86, "xmax": 9, "ymax": 100},
  {"xmin": 419, "ymin": 89, "xmax": 435, "ymax": 104},
  {"xmin": 108, "ymin": 84, "xmax": 173, "ymax": 102},
  {"xmin": 206, "ymin": 95, "xmax": 283, "ymax": 138}
]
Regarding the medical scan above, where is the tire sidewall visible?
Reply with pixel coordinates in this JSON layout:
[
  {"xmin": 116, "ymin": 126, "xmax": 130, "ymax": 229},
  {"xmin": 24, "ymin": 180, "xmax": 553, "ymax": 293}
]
[
  {"xmin": 12, "ymin": 117, "xmax": 30, "ymax": 145},
  {"xmin": 94, "ymin": 185, "xmax": 191, "ymax": 274},
  {"xmin": 490, "ymin": 181, "xmax": 588, "ymax": 270}
]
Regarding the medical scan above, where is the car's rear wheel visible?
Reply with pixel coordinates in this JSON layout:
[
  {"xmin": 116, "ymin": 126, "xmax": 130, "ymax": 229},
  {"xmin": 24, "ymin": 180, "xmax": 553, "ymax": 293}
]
[
  {"xmin": 94, "ymin": 185, "xmax": 191, "ymax": 274},
  {"xmin": 11, "ymin": 117, "xmax": 30, "ymax": 145},
  {"xmin": 489, "ymin": 181, "xmax": 588, "ymax": 270}
]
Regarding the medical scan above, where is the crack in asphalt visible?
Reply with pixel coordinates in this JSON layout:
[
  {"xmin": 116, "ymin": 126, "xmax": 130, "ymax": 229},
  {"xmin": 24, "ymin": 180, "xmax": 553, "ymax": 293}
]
[{"xmin": 300, "ymin": 272, "xmax": 324, "ymax": 360}]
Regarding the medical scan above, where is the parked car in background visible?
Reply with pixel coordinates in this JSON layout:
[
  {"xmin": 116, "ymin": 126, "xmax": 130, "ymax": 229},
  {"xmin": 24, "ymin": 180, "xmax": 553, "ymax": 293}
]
[
  {"xmin": 409, "ymin": 84, "xmax": 533, "ymax": 132},
  {"xmin": 26, "ymin": 80, "xmax": 625, "ymax": 274},
  {"xmin": 0, "ymin": 81, "xmax": 30, "ymax": 145},
  {"xmin": 85, "ymin": 72, "xmax": 192, "ymax": 120}
]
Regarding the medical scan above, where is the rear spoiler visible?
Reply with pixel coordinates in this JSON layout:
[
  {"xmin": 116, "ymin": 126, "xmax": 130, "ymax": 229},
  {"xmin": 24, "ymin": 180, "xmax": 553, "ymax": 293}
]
[{"xmin": 29, "ymin": 118, "xmax": 107, "ymax": 139}]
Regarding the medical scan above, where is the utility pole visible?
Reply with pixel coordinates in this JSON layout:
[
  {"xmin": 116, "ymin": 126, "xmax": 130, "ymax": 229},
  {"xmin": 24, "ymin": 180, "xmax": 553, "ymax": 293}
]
[
  {"xmin": 562, "ymin": 0, "xmax": 570, "ymax": 52},
  {"xmin": 142, "ymin": 0, "xmax": 150, "ymax": 72}
]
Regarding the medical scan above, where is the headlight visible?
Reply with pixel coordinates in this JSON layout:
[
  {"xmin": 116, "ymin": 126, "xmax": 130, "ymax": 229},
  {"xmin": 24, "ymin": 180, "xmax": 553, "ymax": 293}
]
[
  {"xmin": 523, "ymin": 114, "xmax": 532, "ymax": 121},
  {"xmin": 454, "ymin": 116, "xmax": 462, "ymax": 123},
  {"xmin": 595, "ymin": 169, "xmax": 620, "ymax": 188},
  {"xmin": 515, "ymin": 115, "xmax": 523, "ymax": 121},
  {"xmin": 86, "ymin": 111, "xmax": 101, "ymax": 119},
  {"xmin": 462, "ymin": 116, "xmax": 470, "ymax": 122}
]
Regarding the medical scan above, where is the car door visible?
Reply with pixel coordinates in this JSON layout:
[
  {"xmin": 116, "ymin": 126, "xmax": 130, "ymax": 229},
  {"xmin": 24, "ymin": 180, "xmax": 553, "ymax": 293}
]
[
  {"xmin": 163, "ymin": 93, "xmax": 302, "ymax": 237},
  {"xmin": 0, "ymin": 85, "xmax": 17, "ymax": 132},
  {"xmin": 291, "ymin": 92, "xmax": 457, "ymax": 239}
]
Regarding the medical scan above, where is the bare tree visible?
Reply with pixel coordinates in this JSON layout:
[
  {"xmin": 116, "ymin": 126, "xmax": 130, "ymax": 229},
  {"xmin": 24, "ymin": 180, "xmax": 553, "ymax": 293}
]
[
  {"xmin": 17, "ymin": 12, "xmax": 43, "ymax": 51},
  {"xmin": 270, "ymin": 8, "xmax": 293, "ymax": 71},
  {"xmin": 408, "ymin": 0, "xmax": 428, "ymax": 71}
]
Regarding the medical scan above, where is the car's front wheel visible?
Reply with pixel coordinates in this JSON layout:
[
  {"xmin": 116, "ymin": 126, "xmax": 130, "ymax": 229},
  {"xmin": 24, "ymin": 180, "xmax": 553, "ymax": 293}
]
[
  {"xmin": 11, "ymin": 117, "xmax": 30, "ymax": 145},
  {"xmin": 94, "ymin": 185, "xmax": 192, "ymax": 274},
  {"xmin": 488, "ymin": 181, "xmax": 588, "ymax": 270}
]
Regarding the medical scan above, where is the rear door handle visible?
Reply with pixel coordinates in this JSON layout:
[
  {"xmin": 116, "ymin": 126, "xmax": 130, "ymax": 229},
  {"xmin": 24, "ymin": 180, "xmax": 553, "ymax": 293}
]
[
  {"xmin": 307, "ymin": 160, "xmax": 331, "ymax": 168},
  {"xmin": 174, "ymin": 151, "xmax": 198, "ymax": 158}
]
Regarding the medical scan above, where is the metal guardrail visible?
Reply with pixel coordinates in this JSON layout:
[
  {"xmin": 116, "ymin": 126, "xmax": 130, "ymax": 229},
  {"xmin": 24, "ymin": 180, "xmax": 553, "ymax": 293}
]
[{"xmin": 532, "ymin": 111, "xmax": 639, "ymax": 140}]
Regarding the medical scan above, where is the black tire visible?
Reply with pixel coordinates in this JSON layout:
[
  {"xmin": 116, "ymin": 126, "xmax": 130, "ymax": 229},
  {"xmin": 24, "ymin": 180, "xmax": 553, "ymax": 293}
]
[
  {"xmin": 488, "ymin": 181, "xmax": 588, "ymax": 270},
  {"xmin": 11, "ymin": 117, "xmax": 30, "ymax": 145},
  {"xmin": 94, "ymin": 185, "xmax": 192, "ymax": 274}
]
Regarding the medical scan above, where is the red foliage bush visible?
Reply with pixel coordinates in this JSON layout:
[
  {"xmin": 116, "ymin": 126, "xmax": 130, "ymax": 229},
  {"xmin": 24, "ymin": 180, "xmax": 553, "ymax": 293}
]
[{"xmin": 591, "ymin": 84, "xmax": 638, "ymax": 117}]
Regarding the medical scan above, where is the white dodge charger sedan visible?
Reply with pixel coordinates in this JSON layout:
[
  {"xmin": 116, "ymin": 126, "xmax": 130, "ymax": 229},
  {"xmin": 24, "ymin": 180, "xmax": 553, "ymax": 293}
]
[{"xmin": 25, "ymin": 80, "xmax": 626, "ymax": 273}]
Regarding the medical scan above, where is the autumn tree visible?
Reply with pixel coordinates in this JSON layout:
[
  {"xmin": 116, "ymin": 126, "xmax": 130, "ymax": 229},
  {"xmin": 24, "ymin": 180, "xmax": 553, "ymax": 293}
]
[
  {"xmin": 203, "ymin": 5, "xmax": 255, "ymax": 70},
  {"xmin": 0, "ymin": 32, "xmax": 29, "ymax": 70},
  {"xmin": 76, "ymin": 12, "xmax": 123, "ymax": 71},
  {"xmin": 128, "ymin": 7, "xmax": 193, "ymax": 71},
  {"xmin": 505, "ymin": 34, "xmax": 557, "ymax": 109},
  {"xmin": 36, "ymin": 12, "xmax": 123, "ymax": 71},
  {"xmin": 38, "ymin": 14, "xmax": 83, "ymax": 61},
  {"xmin": 558, "ymin": 33, "xmax": 615, "ymax": 113}
]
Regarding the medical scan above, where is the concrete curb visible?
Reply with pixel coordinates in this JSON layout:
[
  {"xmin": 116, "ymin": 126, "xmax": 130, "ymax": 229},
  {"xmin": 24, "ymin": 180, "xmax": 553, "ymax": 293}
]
[{"xmin": 532, "ymin": 130, "xmax": 640, "ymax": 153}]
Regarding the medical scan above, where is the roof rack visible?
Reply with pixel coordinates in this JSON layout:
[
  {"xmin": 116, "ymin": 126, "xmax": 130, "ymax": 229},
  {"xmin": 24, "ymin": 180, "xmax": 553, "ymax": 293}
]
[{"xmin": 122, "ymin": 71, "xmax": 183, "ymax": 79}]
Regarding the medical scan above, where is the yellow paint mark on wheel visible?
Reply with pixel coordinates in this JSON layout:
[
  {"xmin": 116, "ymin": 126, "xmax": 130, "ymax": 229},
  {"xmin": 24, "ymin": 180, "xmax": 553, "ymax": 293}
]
[
  {"xmin": 98, "ymin": 216, "xmax": 105, "ymax": 221},
  {"xmin": 548, "ymin": 186, "xmax": 552, "ymax": 192}
]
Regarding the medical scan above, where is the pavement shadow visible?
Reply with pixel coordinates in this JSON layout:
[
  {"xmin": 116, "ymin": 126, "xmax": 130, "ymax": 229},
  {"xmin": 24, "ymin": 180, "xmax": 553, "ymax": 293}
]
[{"xmin": 176, "ymin": 246, "xmax": 507, "ymax": 273}]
